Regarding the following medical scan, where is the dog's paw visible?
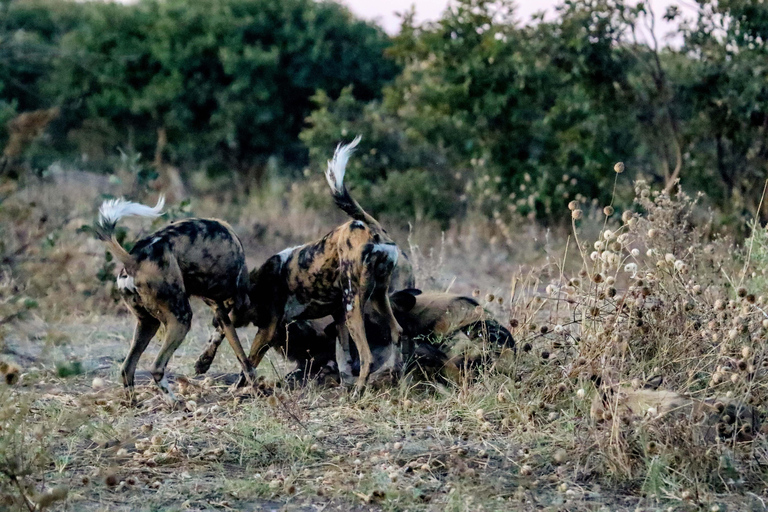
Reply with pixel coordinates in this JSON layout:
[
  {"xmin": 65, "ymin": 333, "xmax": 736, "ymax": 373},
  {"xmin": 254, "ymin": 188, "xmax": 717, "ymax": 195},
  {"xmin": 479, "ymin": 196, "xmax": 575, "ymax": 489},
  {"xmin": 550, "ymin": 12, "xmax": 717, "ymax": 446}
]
[
  {"xmin": 234, "ymin": 372, "xmax": 250, "ymax": 389},
  {"xmin": 233, "ymin": 369, "xmax": 260, "ymax": 388},
  {"xmin": 350, "ymin": 382, "xmax": 368, "ymax": 400},
  {"xmin": 230, "ymin": 374, "xmax": 270, "ymax": 396},
  {"xmin": 162, "ymin": 392, "xmax": 183, "ymax": 409},
  {"xmin": 338, "ymin": 370, "xmax": 357, "ymax": 387},
  {"xmin": 315, "ymin": 364, "xmax": 341, "ymax": 388},
  {"xmin": 283, "ymin": 369, "xmax": 306, "ymax": 389},
  {"xmin": 194, "ymin": 354, "xmax": 214, "ymax": 375},
  {"xmin": 122, "ymin": 389, "xmax": 140, "ymax": 408},
  {"xmin": 368, "ymin": 369, "xmax": 399, "ymax": 389}
]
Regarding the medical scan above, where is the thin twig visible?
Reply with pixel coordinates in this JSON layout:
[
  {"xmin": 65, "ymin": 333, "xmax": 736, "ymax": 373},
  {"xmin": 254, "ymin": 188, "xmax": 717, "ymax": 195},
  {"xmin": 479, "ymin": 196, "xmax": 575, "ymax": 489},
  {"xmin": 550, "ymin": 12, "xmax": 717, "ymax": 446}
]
[{"xmin": 739, "ymin": 178, "xmax": 768, "ymax": 286}]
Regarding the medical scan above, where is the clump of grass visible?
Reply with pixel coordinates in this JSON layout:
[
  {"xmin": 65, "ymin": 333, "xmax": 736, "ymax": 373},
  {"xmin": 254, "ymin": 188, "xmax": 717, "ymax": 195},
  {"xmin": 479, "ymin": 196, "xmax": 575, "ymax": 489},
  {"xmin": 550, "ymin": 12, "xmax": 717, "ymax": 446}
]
[
  {"xmin": 0, "ymin": 388, "xmax": 74, "ymax": 510},
  {"xmin": 5, "ymin": 164, "xmax": 768, "ymax": 510},
  {"xmin": 496, "ymin": 169, "xmax": 768, "ymax": 503}
]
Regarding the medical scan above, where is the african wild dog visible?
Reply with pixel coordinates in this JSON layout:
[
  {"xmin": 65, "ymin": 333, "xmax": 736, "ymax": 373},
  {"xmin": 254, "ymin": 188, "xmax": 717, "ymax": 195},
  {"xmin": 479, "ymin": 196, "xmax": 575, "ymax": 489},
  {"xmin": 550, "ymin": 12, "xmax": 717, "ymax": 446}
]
[
  {"xmin": 590, "ymin": 375, "xmax": 759, "ymax": 443},
  {"xmin": 197, "ymin": 289, "xmax": 514, "ymax": 386},
  {"xmin": 355, "ymin": 289, "xmax": 515, "ymax": 381},
  {"xmin": 194, "ymin": 244, "xmax": 414, "ymax": 385},
  {"xmin": 388, "ymin": 289, "xmax": 515, "ymax": 349},
  {"xmin": 196, "ymin": 136, "xmax": 404, "ymax": 391},
  {"xmin": 292, "ymin": 289, "xmax": 514, "ymax": 384},
  {"xmin": 95, "ymin": 196, "xmax": 256, "ymax": 402}
]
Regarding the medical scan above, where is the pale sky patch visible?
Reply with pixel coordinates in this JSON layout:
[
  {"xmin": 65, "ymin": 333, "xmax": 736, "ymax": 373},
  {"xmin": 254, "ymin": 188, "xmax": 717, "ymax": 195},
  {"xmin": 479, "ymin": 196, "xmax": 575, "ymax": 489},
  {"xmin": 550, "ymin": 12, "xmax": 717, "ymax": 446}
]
[{"xmin": 340, "ymin": 0, "xmax": 698, "ymax": 45}]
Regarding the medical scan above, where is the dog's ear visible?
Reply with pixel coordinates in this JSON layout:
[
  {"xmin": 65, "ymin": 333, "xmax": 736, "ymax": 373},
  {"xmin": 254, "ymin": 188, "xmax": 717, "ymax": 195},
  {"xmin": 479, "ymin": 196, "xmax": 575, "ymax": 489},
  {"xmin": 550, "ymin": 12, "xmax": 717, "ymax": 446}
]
[
  {"xmin": 390, "ymin": 289, "xmax": 421, "ymax": 312},
  {"xmin": 644, "ymin": 375, "xmax": 663, "ymax": 390}
]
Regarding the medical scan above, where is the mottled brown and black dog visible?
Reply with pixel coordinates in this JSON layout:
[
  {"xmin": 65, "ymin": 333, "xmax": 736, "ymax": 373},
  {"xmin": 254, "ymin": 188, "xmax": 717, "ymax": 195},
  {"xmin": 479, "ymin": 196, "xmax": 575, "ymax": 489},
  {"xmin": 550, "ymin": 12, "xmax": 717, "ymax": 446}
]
[
  {"xmin": 197, "ymin": 289, "xmax": 514, "ymax": 387},
  {"xmin": 349, "ymin": 288, "xmax": 515, "ymax": 382},
  {"xmin": 196, "ymin": 136, "xmax": 407, "ymax": 391},
  {"xmin": 96, "ymin": 197, "xmax": 256, "ymax": 402}
]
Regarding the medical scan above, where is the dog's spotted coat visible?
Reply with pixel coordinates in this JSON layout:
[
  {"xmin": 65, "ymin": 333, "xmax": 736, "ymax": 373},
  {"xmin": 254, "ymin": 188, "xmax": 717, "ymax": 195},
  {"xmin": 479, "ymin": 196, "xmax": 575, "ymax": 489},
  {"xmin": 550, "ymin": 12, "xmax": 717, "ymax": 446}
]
[
  {"xmin": 96, "ymin": 198, "xmax": 255, "ymax": 402},
  {"xmin": 196, "ymin": 137, "xmax": 409, "ymax": 390}
]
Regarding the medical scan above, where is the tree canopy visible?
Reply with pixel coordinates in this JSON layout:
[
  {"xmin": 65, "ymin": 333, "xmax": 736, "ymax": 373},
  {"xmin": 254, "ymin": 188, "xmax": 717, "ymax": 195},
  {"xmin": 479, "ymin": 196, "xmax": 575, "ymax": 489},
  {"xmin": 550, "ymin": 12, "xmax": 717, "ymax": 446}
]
[
  {"xmin": 2, "ymin": 0, "xmax": 768, "ymax": 225},
  {"xmin": 1, "ymin": 0, "xmax": 398, "ymax": 180}
]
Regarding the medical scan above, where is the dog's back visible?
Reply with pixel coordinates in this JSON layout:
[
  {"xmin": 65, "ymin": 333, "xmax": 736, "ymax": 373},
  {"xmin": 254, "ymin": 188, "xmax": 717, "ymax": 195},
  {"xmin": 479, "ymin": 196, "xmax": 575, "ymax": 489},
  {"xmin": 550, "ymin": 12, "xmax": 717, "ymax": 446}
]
[
  {"xmin": 129, "ymin": 218, "xmax": 248, "ymax": 306},
  {"xmin": 96, "ymin": 197, "xmax": 257, "ymax": 399},
  {"xmin": 389, "ymin": 290, "xmax": 514, "ymax": 349}
]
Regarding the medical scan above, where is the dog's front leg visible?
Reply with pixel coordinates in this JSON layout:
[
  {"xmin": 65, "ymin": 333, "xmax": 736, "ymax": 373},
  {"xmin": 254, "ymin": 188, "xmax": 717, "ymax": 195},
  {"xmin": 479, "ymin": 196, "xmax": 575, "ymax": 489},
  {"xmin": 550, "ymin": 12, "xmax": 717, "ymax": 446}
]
[
  {"xmin": 334, "ymin": 318, "xmax": 356, "ymax": 386},
  {"xmin": 121, "ymin": 313, "xmax": 160, "ymax": 401},
  {"xmin": 150, "ymin": 312, "xmax": 191, "ymax": 405},
  {"xmin": 195, "ymin": 329, "xmax": 225, "ymax": 375},
  {"xmin": 214, "ymin": 306, "xmax": 256, "ymax": 386},
  {"xmin": 235, "ymin": 318, "xmax": 281, "ymax": 388}
]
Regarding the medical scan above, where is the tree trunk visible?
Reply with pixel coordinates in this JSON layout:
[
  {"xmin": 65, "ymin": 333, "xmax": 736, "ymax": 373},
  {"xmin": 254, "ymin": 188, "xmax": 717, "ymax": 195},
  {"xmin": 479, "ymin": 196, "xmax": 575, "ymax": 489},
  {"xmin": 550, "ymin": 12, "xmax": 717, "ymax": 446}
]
[{"xmin": 152, "ymin": 126, "xmax": 186, "ymax": 203}]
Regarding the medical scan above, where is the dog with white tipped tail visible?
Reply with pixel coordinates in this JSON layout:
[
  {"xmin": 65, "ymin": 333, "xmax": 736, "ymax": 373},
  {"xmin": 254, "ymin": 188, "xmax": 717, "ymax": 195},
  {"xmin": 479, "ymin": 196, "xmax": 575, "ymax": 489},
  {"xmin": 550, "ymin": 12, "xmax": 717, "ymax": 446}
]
[
  {"xmin": 197, "ymin": 288, "xmax": 515, "ymax": 388},
  {"xmin": 95, "ymin": 196, "xmax": 256, "ymax": 403},
  {"xmin": 195, "ymin": 136, "xmax": 411, "ymax": 392}
]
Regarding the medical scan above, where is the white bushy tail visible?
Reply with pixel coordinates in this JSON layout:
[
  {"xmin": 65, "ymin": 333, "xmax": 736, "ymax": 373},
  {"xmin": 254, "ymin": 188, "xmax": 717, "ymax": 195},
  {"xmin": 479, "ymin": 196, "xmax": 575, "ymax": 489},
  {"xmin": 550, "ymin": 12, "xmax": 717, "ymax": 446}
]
[
  {"xmin": 324, "ymin": 135, "xmax": 361, "ymax": 197},
  {"xmin": 323, "ymin": 135, "xmax": 385, "ymax": 231},
  {"xmin": 98, "ymin": 195, "xmax": 165, "ymax": 230},
  {"xmin": 96, "ymin": 195, "xmax": 165, "ymax": 265}
]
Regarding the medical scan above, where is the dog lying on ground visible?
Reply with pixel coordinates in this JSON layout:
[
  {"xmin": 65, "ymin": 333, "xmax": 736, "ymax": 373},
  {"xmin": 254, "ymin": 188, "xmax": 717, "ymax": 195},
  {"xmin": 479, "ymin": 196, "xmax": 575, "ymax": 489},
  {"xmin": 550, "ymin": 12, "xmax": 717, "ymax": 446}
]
[
  {"xmin": 196, "ymin": 136, "xmax": 405, "ymax": 391},
  {"xmin": 591, "ymin": 375, "xmax": 759, "ymax": 443},
  {"xmin": 388, "ymin": 288, "xmax": 514, "ymax": 351},
  {"xmin": 355, "ymin": 288, "xmax": 515, "ymax": 382},
  {"xmin": 95, "ymin": 196, "xmax": 256, "ymax": 402},
  {"xmin": 196, "ymin": 289, "xmax": 514, "ymax": 386}
]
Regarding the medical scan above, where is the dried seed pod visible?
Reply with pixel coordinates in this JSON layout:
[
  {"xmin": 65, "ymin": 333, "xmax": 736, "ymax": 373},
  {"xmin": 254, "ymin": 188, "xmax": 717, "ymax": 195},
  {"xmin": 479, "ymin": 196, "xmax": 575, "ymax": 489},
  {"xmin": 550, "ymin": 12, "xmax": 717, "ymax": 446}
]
[
  {"xmin": 104, "ymin": 471, "xmax": 119, "ymax": 488},
  {"xmin": 34, "ymin": 486, "xmax": 69, "ymax": 508}
]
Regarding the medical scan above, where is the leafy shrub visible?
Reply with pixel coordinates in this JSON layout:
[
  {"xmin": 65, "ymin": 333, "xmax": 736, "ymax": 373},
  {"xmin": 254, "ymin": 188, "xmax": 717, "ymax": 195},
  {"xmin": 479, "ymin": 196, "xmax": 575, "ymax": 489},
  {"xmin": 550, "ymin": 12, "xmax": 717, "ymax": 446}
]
[
  {"xmin": 506, "ymin": 171, "xmax": 768, "ymax": 492},
  {"xmin": 301, "ymin": 87, "xmax": 461, "ymax": 226}
]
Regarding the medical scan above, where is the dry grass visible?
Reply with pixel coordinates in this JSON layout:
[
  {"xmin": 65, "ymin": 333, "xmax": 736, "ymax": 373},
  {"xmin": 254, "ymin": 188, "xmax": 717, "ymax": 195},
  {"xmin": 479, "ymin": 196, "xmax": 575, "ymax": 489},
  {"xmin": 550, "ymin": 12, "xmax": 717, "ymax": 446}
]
[{"xmin": 1, "ymin": 168, "xmax": 768, "ymax": 511}]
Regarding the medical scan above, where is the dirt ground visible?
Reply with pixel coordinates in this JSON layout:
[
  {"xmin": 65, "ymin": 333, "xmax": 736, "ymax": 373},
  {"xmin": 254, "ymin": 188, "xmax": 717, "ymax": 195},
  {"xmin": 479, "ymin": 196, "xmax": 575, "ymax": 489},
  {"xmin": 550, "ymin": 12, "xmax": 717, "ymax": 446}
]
[
  {"xmin": 2, "ymin": 174, "xmax": 768, "ymax": 511},
  {"xmin": 1, "ymin": 303, "xmax": 764, "ymax": 512}
]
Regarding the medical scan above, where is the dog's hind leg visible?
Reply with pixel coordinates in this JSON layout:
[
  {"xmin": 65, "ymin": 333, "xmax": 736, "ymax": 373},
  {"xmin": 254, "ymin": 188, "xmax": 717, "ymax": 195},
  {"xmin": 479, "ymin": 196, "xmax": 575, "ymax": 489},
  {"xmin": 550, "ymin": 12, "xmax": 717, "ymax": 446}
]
[
  {"xmin": 331, "ymin": 309, "xmax": 357, "ymax": 386},
  {"xmin": 334, "ymin": 319, "xmax": 356, "ymax": 386},
  {"xmin": 349, "ymin": 241, "xmax": 401, "ymax": 388},
  {"xmin": 367, "ymin": 286, "xmax": 403, "ymax": 382},
  {"xmin": 343, "ymin": 293, "xmax": 374, "ymax": 392},
  {"xmin": 195, "ymin": 329, "xmax": 224, "ymax": 375},
  {"xmin": 121, "ymin": 307, "xmax": 161, "ymax": 393},
  {"xmin": 148, "ymin": 292, "xmax": 192, "ymax": 403},
  {"xmin": 214, "ymin": 304, "xmax": 256, "ymax": 386}
]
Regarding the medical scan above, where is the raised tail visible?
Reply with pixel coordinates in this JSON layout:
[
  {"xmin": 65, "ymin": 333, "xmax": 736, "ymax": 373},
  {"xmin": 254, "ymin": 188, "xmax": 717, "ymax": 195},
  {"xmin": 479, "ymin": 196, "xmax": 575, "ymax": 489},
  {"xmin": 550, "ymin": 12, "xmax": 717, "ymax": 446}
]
[
  {"xmin": 95, "ymin": 195, "xmax": 165, "ymax": 265},
  {"xmin": 324, "ymin": 135, "xmax": 382, "ymax": 231}
]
